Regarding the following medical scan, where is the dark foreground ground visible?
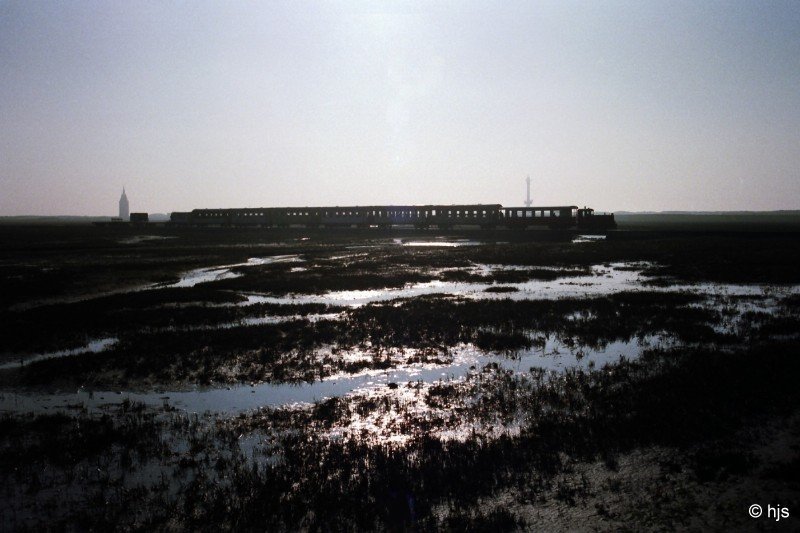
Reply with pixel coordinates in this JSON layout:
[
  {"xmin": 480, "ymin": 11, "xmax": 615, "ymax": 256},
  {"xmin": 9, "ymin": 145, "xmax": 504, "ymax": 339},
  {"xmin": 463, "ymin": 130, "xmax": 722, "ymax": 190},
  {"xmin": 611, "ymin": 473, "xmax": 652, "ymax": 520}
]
[{"xmin": 0, "ymin": 224, "xmax": 799, "ymax": 531}]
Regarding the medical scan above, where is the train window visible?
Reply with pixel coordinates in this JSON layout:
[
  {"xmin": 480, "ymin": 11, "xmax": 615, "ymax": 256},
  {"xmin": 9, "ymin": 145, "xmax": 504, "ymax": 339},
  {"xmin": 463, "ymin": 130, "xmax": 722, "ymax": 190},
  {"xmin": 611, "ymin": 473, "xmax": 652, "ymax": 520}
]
[
  {"xmin": 432, "ymin": 209, "xmax": 437, "ymax": 216},
  {"xmin": 517, "ymin": 210, "xmax": 522, "ymax": 217}
]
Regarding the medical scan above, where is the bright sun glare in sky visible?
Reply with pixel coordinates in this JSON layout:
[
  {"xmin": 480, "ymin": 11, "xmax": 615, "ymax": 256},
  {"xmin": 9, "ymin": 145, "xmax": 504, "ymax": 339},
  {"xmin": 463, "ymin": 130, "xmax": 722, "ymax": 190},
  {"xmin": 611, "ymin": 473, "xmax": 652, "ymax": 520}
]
[{"xmin": 1, "ymin": 0, "xmax": 799, "ymax": 215}]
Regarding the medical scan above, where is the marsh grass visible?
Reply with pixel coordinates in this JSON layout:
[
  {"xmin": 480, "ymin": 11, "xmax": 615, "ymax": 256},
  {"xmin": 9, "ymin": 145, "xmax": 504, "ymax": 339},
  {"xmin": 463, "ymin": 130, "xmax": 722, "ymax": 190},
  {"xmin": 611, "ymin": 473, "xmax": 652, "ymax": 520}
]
[
  {"xmin": 2, "ymin": 227, "xmax": 800, "ymax": 530},
  {"xmin": 11, "ymin": 291, "xmax": 731, "ymax": 387},
  {"xmin": 4, "ymin": 340, "xmax": 799, "ymax": 530}
]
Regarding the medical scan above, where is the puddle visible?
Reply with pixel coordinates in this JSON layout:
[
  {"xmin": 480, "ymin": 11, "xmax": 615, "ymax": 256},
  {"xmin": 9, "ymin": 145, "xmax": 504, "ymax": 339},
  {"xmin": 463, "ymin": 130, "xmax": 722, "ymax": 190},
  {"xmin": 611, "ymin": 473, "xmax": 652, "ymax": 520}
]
[
  {"xmin": 397, "ymin": 239, "xmax": 483, "ymax": 247},
  {"xmin": 572, "ymin": 234, "xmax": 607, "ymax": 243},
  {"xmin": 159, "ymin": 313, "xmax": 343, "ymax": 332},
  {"xmin": 0, "ymin": 335, "xmax": 670, "ymax": 414},
  {"xmin": 165, "ymin": 255, "xmax": 303, "ymax": 288},
  {"xmin": 0, "ymin": 338, "xmax": 118, "ymax": 370},
  {"xmin": 236, "ymin": 263, "xmax": 632, "ymax": 306},
  {"xmin": 119, "ymin": 235, "xmax": 177, "ymax": 245},
  {"xmin": 4, "ymin": 257, "xmax": 797, "ymax": 417},
  {"xmin": 238, "ymin": 263, "xmax": 800, "ymax": 308}
]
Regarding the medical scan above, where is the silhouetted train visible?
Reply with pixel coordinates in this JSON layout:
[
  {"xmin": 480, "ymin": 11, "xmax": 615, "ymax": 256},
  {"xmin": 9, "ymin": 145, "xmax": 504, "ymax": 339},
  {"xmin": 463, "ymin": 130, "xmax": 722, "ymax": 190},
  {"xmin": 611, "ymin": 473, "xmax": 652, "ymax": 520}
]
[{"xmin": 169, "ymin": 204, "xmax": 615, "ymax": 230}]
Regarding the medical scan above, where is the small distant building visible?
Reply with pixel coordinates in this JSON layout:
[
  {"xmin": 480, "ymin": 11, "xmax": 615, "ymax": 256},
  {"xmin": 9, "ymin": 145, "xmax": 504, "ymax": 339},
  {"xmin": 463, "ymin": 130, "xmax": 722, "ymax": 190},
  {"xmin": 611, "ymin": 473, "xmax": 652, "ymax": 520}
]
[
  {"xmin": 130, "ymin": 212, "xmax": 149, "ymax": 224},
  {"xmin": 119, "ymin": 188, "xmax": 130, "ymax": 221}
]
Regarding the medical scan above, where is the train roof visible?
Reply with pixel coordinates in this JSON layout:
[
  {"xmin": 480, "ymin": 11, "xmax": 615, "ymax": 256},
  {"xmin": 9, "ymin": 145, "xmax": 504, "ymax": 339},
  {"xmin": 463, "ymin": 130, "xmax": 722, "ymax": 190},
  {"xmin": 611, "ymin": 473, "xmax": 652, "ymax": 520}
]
[
  {"xmin": 190, "ymin": 204, "xmax": 504, "ymax": 212},
  {"xmin": 503, "ymin": 205, "xmax": 579, "ymax": 210}
]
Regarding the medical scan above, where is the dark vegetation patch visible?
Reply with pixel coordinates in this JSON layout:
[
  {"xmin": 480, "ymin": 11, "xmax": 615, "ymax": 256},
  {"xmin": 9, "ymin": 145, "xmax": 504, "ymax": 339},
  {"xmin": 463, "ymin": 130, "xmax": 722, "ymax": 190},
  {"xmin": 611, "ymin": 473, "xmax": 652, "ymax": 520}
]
[
  {"xmin": 0, "ymin": 288, "xmax": 341, "ymax": 357},
  {"xmin": 207, "ymin": 261, "xmax": 436, "ymax": 294},
  {"xmin": 439, "ymin": 235, "xmax": 800, "ymax": 285},
  {"xmin": 2, "ymin": 228, "xmax": 799, "ymax": 313},
  {"xmin": 3, "ymin": 226, "xmax": 800, "ymax": 529},
  {"xmin": 484, "ymin": 285, "xmax": 519, "ymax": 293},
  {"xmin": 0, "ymin": 225, "xmax": 351, "ymax": 309},
  {"xmin": 0, "ymin": 408, "xmax": 165, "ymax": 471},
  {"xmin": 691, "ymin": 442, "xmax": 756, "ymax": 482},
  {"xmin": 783, "ymin": 294, "xmax": 800, "ymax": 309},
  {"xmin": 342, "ymin": 292, "xmax": 725, "ymax": 353},
  {"xmin": 440, "ymin": 508, "xmax": 525, "ymax": 531},
  {"xmin": 751, "ymin": 316, "xmax": 800, "ymax": 339},
  {"xmin": 4, "ymin": 340, "xmax": 799, "ymax": 530},
  {"xmin": 9, "ymin": 291, "xmax": 730, "ymax": 387},
  {"xmin": 3, "ymin": 229, "xmax": 798, "ymax": 362},
  {"xmin": 439, "ymin": 267, "xmax": 590, "ymax": 283},
  {"xmin": 18, "ymin": 320, "xmax": 342, "ymax": 386},
  {"xmin": 761, "ymin": 455, "xmax": 800, "ymax": 484}
]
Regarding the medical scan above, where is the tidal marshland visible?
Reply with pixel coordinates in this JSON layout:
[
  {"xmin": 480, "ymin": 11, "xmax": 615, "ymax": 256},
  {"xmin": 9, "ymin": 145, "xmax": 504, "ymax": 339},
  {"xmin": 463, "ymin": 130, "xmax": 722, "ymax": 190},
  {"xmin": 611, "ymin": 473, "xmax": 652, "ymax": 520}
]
[{"xmin": 1, "ymin": 225, "xmax": 799, "ymax": 530}]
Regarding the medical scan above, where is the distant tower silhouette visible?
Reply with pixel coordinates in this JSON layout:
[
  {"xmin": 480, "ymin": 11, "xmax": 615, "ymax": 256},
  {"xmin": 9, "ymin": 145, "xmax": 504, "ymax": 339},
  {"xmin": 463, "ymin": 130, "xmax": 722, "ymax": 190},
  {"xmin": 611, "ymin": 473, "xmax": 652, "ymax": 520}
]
[
  {"xmin": 119, "ymin": 187, "xmax": 129, "ymax": 221},
  {"xmin": 524, "ymin": 176, "xmax": 532, "ymax": 207}
]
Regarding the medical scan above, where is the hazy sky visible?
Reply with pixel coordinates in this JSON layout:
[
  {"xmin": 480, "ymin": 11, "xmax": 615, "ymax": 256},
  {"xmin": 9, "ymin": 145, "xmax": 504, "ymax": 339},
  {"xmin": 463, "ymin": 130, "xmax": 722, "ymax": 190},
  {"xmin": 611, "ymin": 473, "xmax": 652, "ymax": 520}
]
[{"xmin": 2, "ymin": 1, "xmax": 799, "ymax": 215}]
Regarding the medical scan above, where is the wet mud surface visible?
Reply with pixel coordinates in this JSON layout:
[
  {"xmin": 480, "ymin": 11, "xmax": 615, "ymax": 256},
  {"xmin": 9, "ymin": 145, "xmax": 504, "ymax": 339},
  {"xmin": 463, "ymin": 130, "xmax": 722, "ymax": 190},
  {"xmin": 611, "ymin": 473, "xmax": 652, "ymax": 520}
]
[{"xmin": 1, "ymin": 226, "xmax": 799, "ymax": 530}]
